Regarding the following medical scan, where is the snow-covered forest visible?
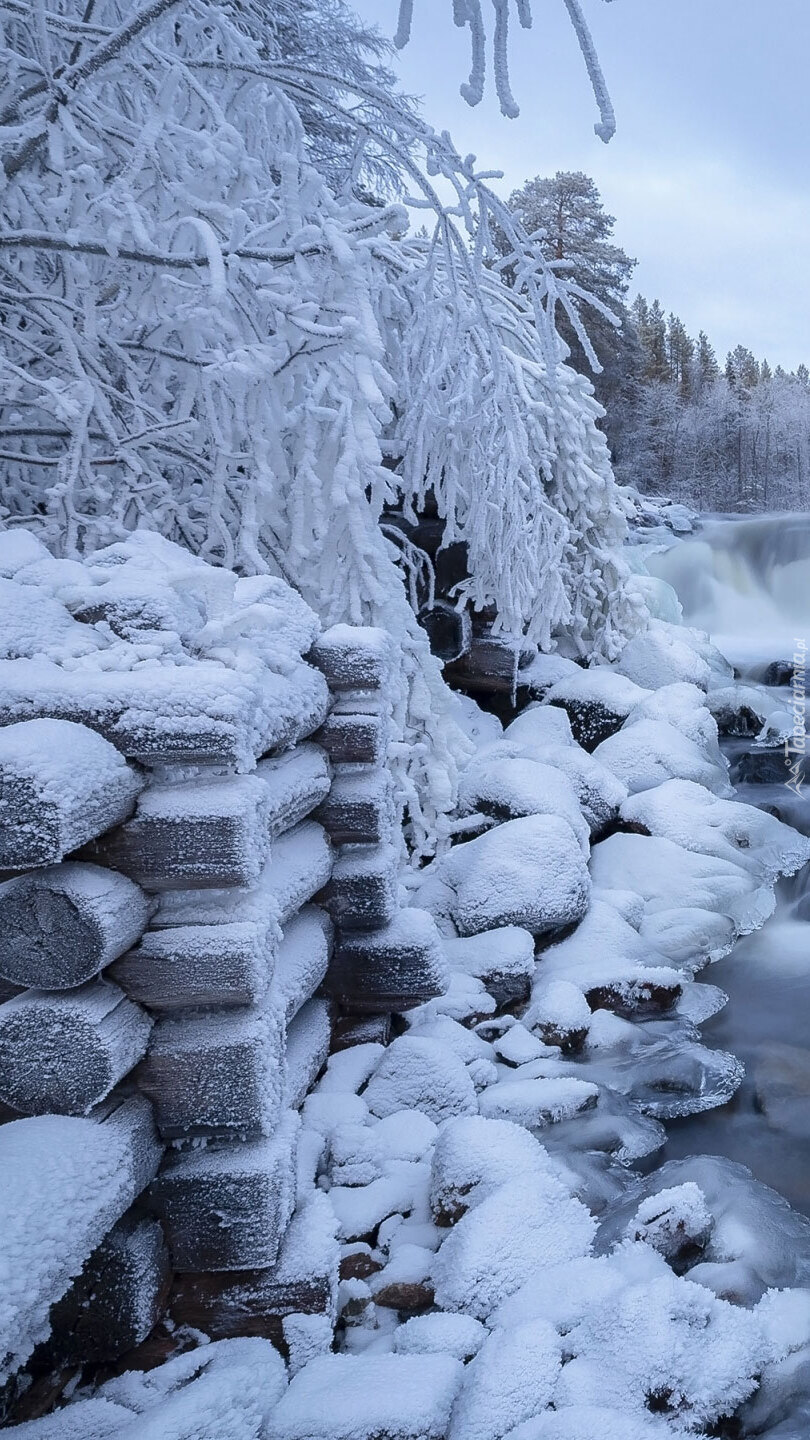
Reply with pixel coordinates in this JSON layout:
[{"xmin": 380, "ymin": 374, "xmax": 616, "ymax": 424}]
[{"xmin": 3, "ymin": 3, "xmax": 810, "ymax": 1439}]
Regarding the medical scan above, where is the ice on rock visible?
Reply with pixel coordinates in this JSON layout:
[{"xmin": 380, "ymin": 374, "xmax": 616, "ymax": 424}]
[
  {"xmin": 536, "ymin": 898, "xmax": 683, "ymax": 1004},
  {"xmin": 362, "ymin": 1035, "xmax": 478, "ymax": 1125},
  {"xmin": 614, "ymin": 618, "xmax": 712, "ymax": 690},
  {"xmin": 459, "ymin": 757, "xmax": 589, "ymax": 852},
  {"xmin": 637, "ymin": 906, "xmax": 737, "ymax": 968},
  {"xmin": 594, "ymin": 717, "xmax": 732, "ymax": 797},
  {"xmin": 621, "ymin": 778, "xmax": 810, "ymax": 881},
  {"xmin": 478, "ymin": 1077, "xmax": 598, "ymax": 1128},
  {"xmin": 708, "ymin": 682, "xmax": 776, "ymax": 736},
  {"xmin": 590, "ymin": 833, "xmax": 775, "ymax": 937},
  {"xmin": 597, "ymin": 1157, "xmax": 810, "ymax": 1305},
  {"xmin": 393, "ymin": 1312, "xmax": 487, "ymax": 1361},
  {"xmin": 492, "ymin": 1024, "xmax": 552, "ymax": 1067},
  {"xmin": 432, "ymin": 1176, "xmax": 596, "ymax": 1320},
  {"xmin": 415, "ymin": 816, "xmax": 590, "ymax": 938},
  {"xmin": 271, "ymin": 1353, "xmax": 462, "ymax": 1440},
  {"xmin": 523, "ymin": 979, "xmax": 592, "ymax": 1050},
  {"xmin": 626, "ymin": 1182, "xmax": 714, "ymax": 1271},
  {"xmin": 429, "ymin": 1115, "xmax": 560, "ymax": 1226},
  {"xmin": 447, "ymin": 1319, "xmax": 562, "ymax": 1440}
]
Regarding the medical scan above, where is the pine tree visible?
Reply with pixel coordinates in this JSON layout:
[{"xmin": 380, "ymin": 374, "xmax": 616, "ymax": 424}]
[
  {"xmin": 667, "ymin": 314, "xmax": 695, "ymax": 396},
  {"xmin": 694, "ymin": 332, "xmax": 720, "ymax": 392},
  {"xmin": 760, "ymin": 359, "xmax": 773, "ymax": 383}
]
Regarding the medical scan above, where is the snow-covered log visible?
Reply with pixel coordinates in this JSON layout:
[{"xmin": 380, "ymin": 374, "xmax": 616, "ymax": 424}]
[
  {"xmin": 271, "ymin": 908, "xmax": 332, "ymax": 1025},
  {"xmin": 110, "ymin": 921, "xmax": 272, "ymax": 1011},
  {"xmin": 316, "ymin": 769, "xmax": 397, "ymax": 847},
  {"xmin": 89, "ymin": 776, "xmax": 273, "ymax": 891},
  {"xmin": 320, "ymin": 844, "xmax": 400, "ymax": 931},
  {"xmin": 168, "ymin": 1192, "xmax": 338, "ymax": 1346},
  {"xmin": 34, "ymin": 1212, "xmax": 170, "ymax": 1368},
  {"xmin": 137, "ymin": 1004, "xmax": 285, "ymax": 1139},
  {"xmin": 0, "ymin": 720, "xmax": 142, "ymax": 870},
  {"xmin": 0, "ymin": 863, "xmax": 150, "ymax": 990},
  {"xmin": 256, "ymin": 745, "xmax": 331, "ymax": 839},
  {"xmin": 330, "ymin": 908, "xmax": 447, "ymax": 1013},
  {"xmin": 317, "ymin": 711, "xmax": 390, "ymax": 767},
  {"xmin": 153, "ymin": 822, "xmax": 333, "ymax": 935},
  {"xmin": 310, "ymin": 627, "xmax": 395, "ymax": 694},
  {"xmin": 0, "ymin": 982, "xmax": 152, "ymax": 1116},
  {"xmin": 445, "ymin": 633, "xmax": 536, "ymax": 698},
  {"xmin": 284, "ymin": 1000, "xmax": 331, "ymax": 1111},
  {"xmin": 151, "ymin": 1111, "xmax": 299, "ymax": 1272},
  {"xmin": 0, "ymin": 1096, "xmax": 161, "ymax": 1383}
]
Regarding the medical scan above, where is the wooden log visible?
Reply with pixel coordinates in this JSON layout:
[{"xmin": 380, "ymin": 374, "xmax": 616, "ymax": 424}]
[
  {"xmin": 151, "ymin": 1110, "xmax": 299, "ymax": 1271},
  {"xmin": 418, "ymin": 602, "xmax": 472, "ymax": 664},
  {"xmin": 330, "ymin": 908, "xmax": 448, "ymax": 1013},
  {"xmin": 137, "ymin": 1002, "xmax": 285, "ymax": 1139},
  {"xmin": 0, "ymin": 982, "xmax": 152, "ymax": 1116},
  {"xmin": 310, "ymin": 625, "xmax": 394, "ymax": 692},
  {"xmin": 316, "ymin": 769, "xmax": 396, "ymax": 846},
  {"xmin": 316, "ymin": 710, "xmax": 389, "ymax": 766},
  {"xmin": 86, "ymin": 774, "xmax": 272, "ymax": 890},
  {"xmin": 32, "ymin": 1212, "xmax": 171, "ymax": 1368},
  {"xmin": 444, "ymin": 634, "xmax": 537, "ymax": 697},
  {"xmin": 0, "ymin": 1095, "xmax": 162, "ymax": 1384},
  {"xmin": 0, "ymin": 661, "xmax": 330, "ymax": 771},
  {"xmin": 152, "ymin": 821, "xmax": 333, "ymax": 934},
  {"xmin": 110, "ymin": 918, "xmax": 273, "ymax": 1011},
  {"xmin": 0, "ymin": 863, "xmax": 151, "ymax": 990},
  {"xmin": 0, "ymin": 719, "xmax": 142, "ymax": 870},
  {"xmin": 319, "ymin": 844, "xmax": 399, "ymax": 931},
  {"xmin": 169, "ymin": 1192, "xmax": 338, "ymax": 1343},
  {"xmin": 331, "ymin": 1012, "xmax": 392, "ymax": 1051},
  {"xmin": 256, "ymin": 743, "xmax": 331, "ymax": 836},
  {"xmin": 272, "ymin": 906, "xmax": 332, "ymax": 1024},
  {"xmin": 284, "ymin": 999, "xmax": 331, "ymax": 1110},
  {"xmin": 434, "ymin": 540, "xmax": 469, "ymax": 595}
]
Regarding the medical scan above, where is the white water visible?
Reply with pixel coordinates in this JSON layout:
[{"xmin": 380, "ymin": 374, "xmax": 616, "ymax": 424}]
[{"xmin": 645, "ymin": 512, "xmax": 810, "ymax": 677}]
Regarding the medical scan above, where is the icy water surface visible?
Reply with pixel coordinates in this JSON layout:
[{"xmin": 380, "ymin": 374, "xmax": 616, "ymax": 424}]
[{"xmin": 646, "ymin": 512, "xmax": 810, "ymax": 1214}]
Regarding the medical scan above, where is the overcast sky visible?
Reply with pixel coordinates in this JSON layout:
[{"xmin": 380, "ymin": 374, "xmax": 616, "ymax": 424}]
[{"xmin": 352, "ymin": 1, "xmax": 810, "ymax": 370}]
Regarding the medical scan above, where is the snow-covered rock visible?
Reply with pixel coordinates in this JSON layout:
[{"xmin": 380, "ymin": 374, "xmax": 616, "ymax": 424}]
[
  {"xmin": 362, "ymin": 1036, "xmax": 478, "ymax": 1126},
  {"xmin": 271, "ymin": 1353, "xmax": 462, "ymax": 1440}
]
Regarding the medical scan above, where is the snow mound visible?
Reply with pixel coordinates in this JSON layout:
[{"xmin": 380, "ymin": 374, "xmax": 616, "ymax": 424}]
[
  {"xmin": 271, "ymin": 1353, "xmax": 462, "ymax": 1440},
  {"xmin": 448, "ymin": 1319, "xmax": 561, "ymax": 1440},
  {"xmin": 416, "ymin": 815, "xmax": 590, "ymax": 937},
  {"xmin": 393, "ymin": 1312, "xmax": 487, "ymax": 1361},
  {"xmin": 590, "ymin": 833, "xmax": 775, "ymax": 936},
  {"xmin": 478, "ymin": 1077, "xmax": 598, "ymax": 1128},
  {"xmin": 594, "ymin": 717, "xmax": 732, "ymax": 796},
  {"xmin": 433, "ymin": 1176, "xmax": 596, "ymax": 1320},
  {"xmin": 363, "ymin": 1035, "xmax": 478, "ymax": 1125},
  {"xmin": 458, "ymin": 757, "xmax": 589, "ymax": 852},
  {"xmin": 615, "ymin": 618, "xmax": 712, "ymax": 690},
  {"xmin": 429, "ymin": 1115, "xmax": 558, "ymax": 1225}
]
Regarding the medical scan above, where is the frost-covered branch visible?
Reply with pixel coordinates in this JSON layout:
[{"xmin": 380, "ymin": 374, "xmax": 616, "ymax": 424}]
[{"xmin": 395, "ymin": 0, "xmax": 617, "ymax": 137}]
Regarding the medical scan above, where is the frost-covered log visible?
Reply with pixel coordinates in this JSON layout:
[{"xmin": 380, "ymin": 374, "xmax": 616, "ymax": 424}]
[
  {"xmin": 89, "ymin": 775, "xmax": 273, "ymax": 891},
  {"xmin": 284, "ymin": 1000, "xmax": 331, "ymax": 1111},
  {"xmin": 256, "ymin": 745, "xmax": 331, "ymax": 839},
  {"xmin": 316, "ymin": 770, "xmax": 397, "ymax": 847},
  {"xmin": 0, "ymin": 863, "xmax": 150, "ymax": 990},
  {"xmin": 33, "ymin": 1213, "xmax": 171, "ymax": 1368},
  {"xmin": 110, "ymin": 921, "xmax": 273, "ymax": 1011},
  {"xmin": 445, "ymin": 633, "xmax": 536, "ymax": 697},
  {"xmin": 137, "ymin": 1004, "xmax": 285, "ymax": 1139},
  {"xmin": 317, "ymin": 710, "xmax": 390, "ymax": 767},
  {"xmin": 310, "ymin": 626, "xmax": 395, "ymax": 694},
  {"xmin": 0, "ymin": 1096, "xmax": 161, "ymax": 1383},
  {"xmin": 320, "ymin": 844, "xmax": 400, "ymax": 931},
  {"xmin": 272, "ymin": 908, "xmax": 332, "ymax": 1025},
  {"xmin": 168, "ymin": 1192, "xmax": 338, "ymax": 1344},
  {"xmin": 332, "ymin": 1013, "xmax": 392, "ymax": 1050},
  {"xmin": 331, "ymin": 909, "xmax": 447, "ymax": 1013},
  {"xmin": 0, "ymin": 720, "xmax": 142, "ymax": 870},
  {"xmin": 418, "ymin": 603, "xmax": 472, "ymax": 664},
  {"xmin": 151, "ymin": 1111, "xmax": 299, "ymax": 1272},
  {"xmin": 153, "ymin": 822, "xmax": 333, "ymax": 935},
  {"xmin": 0, "ymin": 982, "xmax": 152, "ymax": 1116}
]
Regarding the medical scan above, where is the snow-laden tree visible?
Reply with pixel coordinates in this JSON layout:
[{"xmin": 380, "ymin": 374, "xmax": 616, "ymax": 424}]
[{"xmin": 0, "ymin": 0, "xmax": 639, "ymax": 854}]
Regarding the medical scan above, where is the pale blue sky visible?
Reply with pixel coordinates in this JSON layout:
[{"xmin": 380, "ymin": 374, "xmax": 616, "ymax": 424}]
[{"xmin": 352, "ymin": 1, "xmax": 810, "ymax": 369}]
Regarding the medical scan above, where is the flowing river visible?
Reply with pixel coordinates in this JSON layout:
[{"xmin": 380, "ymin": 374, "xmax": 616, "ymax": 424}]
[{"xmin": 645, "ymin": 514, "xmax": 810, "ymax": 1214}]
